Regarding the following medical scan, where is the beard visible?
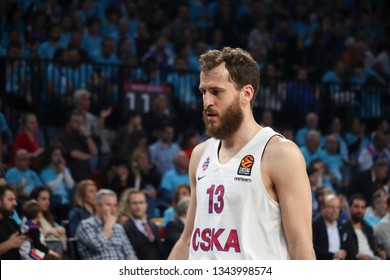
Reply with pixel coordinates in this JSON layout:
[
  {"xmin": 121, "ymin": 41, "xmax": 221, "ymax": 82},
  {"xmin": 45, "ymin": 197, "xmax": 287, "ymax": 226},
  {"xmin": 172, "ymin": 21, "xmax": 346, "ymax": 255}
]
[
  {"xmin": 350, "ymin": 213, "xmax": 363, "ymax": 223},
  {"xmin": 203, "ymin": 96, "xmax": 244, "ymax": 139}
]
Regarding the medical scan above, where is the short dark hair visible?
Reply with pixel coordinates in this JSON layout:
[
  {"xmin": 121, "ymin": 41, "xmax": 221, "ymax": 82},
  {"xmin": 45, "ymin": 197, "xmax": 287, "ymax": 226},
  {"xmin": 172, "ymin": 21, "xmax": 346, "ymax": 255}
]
[
  {"xmin": 22, "ymin": 200, "xmax": 42, "ymax": 220},
  {"xmin": 0, "ymin": 185, "xmax": 15, "ymax": 200},
  {"xmin": 349, "ymin": 193, "xmax": 367, "ymax": 207}
]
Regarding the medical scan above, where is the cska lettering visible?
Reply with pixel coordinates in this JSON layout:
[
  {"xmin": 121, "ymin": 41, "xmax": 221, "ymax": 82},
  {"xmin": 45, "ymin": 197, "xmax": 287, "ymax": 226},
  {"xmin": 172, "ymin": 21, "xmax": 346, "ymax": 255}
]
[{"xmin": 192, "ymin": 228, "xmax": 241, "ymax": 253}]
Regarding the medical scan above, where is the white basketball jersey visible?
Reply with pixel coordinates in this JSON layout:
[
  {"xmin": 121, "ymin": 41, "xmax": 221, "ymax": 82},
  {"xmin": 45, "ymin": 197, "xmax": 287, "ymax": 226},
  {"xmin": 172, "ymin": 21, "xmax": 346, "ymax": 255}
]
[{"xmin": 189, "ymin": 127, "xmax": 289, "ymax": 260}]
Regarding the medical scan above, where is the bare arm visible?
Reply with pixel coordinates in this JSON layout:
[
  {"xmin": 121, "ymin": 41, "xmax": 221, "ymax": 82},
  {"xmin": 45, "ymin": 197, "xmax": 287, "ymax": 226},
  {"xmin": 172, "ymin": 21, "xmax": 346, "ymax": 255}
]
[
  {"xmin": 263, "ymin": 137, "xmax": 316, "ymax": 260},
  {"xmin": 168, "ymin": 143, "xmax": 205, "ymax": 260}
]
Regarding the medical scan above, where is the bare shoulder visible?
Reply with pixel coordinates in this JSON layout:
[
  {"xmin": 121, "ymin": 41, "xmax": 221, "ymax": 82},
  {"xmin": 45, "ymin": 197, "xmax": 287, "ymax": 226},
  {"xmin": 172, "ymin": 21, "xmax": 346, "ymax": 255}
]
[
  {"xmin": 188, "ymin": 141, "xmax": 208, "ymax": 175},
  {"xmin": 263, "ymin": 136, "xmax": 306, "ymax": 180},
  {"xmin": 264, "ymin": 136, "xmax": 303, "ymax": 160}
]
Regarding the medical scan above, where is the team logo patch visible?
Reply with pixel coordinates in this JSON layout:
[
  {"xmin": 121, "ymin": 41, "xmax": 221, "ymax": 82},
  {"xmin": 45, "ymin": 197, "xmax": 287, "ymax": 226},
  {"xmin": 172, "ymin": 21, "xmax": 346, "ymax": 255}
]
[
  {"xmin": 237, "ymin": 155, "xmax": 254, "ymax": 176},
  {"xmin": 202, "ymin": 156, "xmax": 210, "ymax": 171}
]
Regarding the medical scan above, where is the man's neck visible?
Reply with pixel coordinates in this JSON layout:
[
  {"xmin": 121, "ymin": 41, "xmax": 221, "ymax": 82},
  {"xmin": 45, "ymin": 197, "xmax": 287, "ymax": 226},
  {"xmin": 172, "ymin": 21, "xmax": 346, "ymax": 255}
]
[{"xmin": 219, "ymin": 117, "xmax": 260, "ymax": 157}]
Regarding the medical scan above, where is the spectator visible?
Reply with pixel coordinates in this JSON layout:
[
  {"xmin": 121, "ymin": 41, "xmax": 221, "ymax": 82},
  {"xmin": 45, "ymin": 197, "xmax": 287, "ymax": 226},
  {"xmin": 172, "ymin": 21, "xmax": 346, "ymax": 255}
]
[
  {"xmin": 312, "ymin": 194, "xmax": 355, "ymax": 260},
  {"xmin": 38, "ymin": 144, "xmax": 75, "ymax": 222},
  {"xmin": 259, "ymin": 63, "xmax": 286, "ymax": 112},
  {"xmin": 162, "ymin": 184, "xmax": 190, "ymax": 227},
  {"xmin": 0, "ymin": 186, "xmax": 26, "ymax": 260},
  {"xmin": 122, "ymin": 191, "xmax": 165, "ymax": 260},
  {"xmin": 348, "ymin": 159, "xmax": 388, "ymax": 204},
  {"xmin": 318, "ymin": 134, "xmax": 345, "ymax": 189},
  {"xmin": 300, "ymin": 129, "xmax": 323, "ymax": 166},
  {"xmin": 128, "ymin": 148, "xmax": 160, "ymax": 219},
  {"xmin": 117, "ymin": 188, "xmax": 135, "ymax": 224},
  {"xmin": 37, "ymin": 23, "xmax": 62, "ymax": 60},
  {"xmin": 345, "ymin": 117, "xmax": 370, "ymax": 166},
  {"xmin": 76, "ymin": 189, "xmax": 137, "ymax": 260},
  {"xmin": 73, "ymin": 89, "xmax": 112, "ymax": 161},
  {"xmin": 180, "ymin": 127, "xmax": 200, "ymax": 158},
  {"xmin": 112, "ymin": 110, "xmax": 144, "ymax": 154},
  {"xmin": 149, "ymin": 122, "xmax": 181, "ymax": 177},
  {"xmin": 283, "ymin": 68, "xmax": 319, "ymax": 119},
  {"xmin": 19, "ymin": 200, "xmax": 59, "ymax": 260},
  {"xmin": 5, "ymin": 149, "xmax": 42, "ymax": 200},
  {"xmin": 165, "ymin": 197, "xmax": 190, "ymax": 252},
  {"xmin": 358, "ymin": 131, "xmax": 390, "ymax": 173},
  {"xmin": 81, "ymin": 16, "xmax": 102, "ymax": 59},
  {"xmin": 30, "ymin": 186, "xmax": 67, "ymax": 259},
  {"xmin": 142, "ymin": 96, "xmax": 172, "ymax": 144},
  {"xmin": 56, "ymin": 110, "xmax": 98, "ymax": 182},
  {"xmin": 158, "ymin": 152, "xmax": 190, "ymax": 211},
  {"xmin": 364, "ymin": 190, "xmax": 388, "ymax": 229},
  {"xmin": 11, "ymin": 113, "xmax": 45, "ymax": 167},
  {"xmin": 345, "ymin": 194, "xmax": 386, "ymax": 260},
  {"xmin": 68, "ymin": 180, "xmax": 97, "ymax": 237},
  {"xmin": 374, "ymin": 196, "xmax": 390, "ymax": 259},
  {"xmin": 295, "ymin": 112, "xmax": 319, "ymax": 147}
]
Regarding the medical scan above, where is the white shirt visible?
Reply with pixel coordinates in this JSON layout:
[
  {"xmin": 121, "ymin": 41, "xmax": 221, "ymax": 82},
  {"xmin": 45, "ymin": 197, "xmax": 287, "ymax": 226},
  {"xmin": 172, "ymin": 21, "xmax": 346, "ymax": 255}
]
[{"xmin": 326, "ymin": 221, "xmax": 340, "ymax": 253}]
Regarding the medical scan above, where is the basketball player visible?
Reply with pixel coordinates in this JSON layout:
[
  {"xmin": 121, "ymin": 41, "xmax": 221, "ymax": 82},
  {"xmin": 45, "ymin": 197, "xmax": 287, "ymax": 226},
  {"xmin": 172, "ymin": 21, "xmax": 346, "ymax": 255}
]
[{"xmin": 168, "ymin": 47, "xmax": 315, "ymax": 260}]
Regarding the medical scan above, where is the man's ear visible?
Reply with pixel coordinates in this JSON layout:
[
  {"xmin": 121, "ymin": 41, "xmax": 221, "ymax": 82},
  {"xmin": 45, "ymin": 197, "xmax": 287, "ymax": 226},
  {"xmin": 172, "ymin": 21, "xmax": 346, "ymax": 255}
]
[{"xmin": 240, "ymin": 85, "xmax": 254, "ymax": 105}]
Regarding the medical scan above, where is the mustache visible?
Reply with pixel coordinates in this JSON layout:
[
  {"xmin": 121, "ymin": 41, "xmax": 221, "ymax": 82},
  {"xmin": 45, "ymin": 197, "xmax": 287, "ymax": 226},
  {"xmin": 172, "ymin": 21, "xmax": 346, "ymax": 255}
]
[{"xmin": 203, "ymin": 108, "xmax": 218, "ymax": 115}]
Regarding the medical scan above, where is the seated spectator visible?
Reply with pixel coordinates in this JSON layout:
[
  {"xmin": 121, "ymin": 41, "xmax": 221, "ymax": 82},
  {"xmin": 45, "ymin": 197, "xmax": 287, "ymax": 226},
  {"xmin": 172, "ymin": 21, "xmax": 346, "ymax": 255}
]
[
  {"xmin": 56, "ymin": 110, "xmax": 98, "ymax": 182},
  {"xmin": 30, "ymin": 187, "xmax": 67, "ymax": 259},
  {"xmin": 68, "ymin": 180, "xmax": 97, "ymax": 237},
  {"xmin": 103, "ymin": 157, "xmax": 132, "ymax": 199},
  {"xmin": 318, "ymin": 134, "xmax": 345, "ymax": 190},
  {"xmin": 76, "ymin": 189, "xmax": 137, "ymax": 260},
  {"xmin": 19, "ymin": 200, "xmax": 59, "ymax": 260},
  {"xmin": 323, "ymin": 117, "xmax": 349, "ymax": 161},
  {"xmin": 37, "ymin": 23, "xmax": 62, "ymax": 60},
  {"xmin": 348, "ymin": 159, "xmax": 388, "ymax": 204},
  {"xmin": 165, "ymin": 197, "xmax": 190, "ymax": 252},
  {"xmin": 374, "ymin": 196, "xmax": 390, "ymax": 259},
  {"xmin": 122, "ymin": 191, "xmax": 166, "ymax": 260},
  {"xmin": 158, "ymin": 152, "xmax": 190, "ymax": 211},
  {"xmin": 11, "ymin": 113, "xmax": 45, "ymax": 167},
  {"xmin": 300, "ymin": 129, "xmax": 323, "ymax": 166},
  {"xmin": 0, "ymin": 186, "xmax": 26, "ymax": 259},
  {"xmin": 295, "ymin": 112, "xmax": 319, "ymax": 147},
  {"xmin": 312, "ymin": 194, "xmax": 355, "ymax": 259},
  {"xmin": 117, "ymin": 188, "xmax": 135, "ymax": 224},
  {"xmin": 346, "ymin": 194, "xmax": 386, "ymax": 260},
  {"xmin": 162, "ymin": 184, "xmax": 190, "ymax": 227},
  {"xmin": 358, "ymin": 130, "xmax": 390, "ymax": 173},
  {"xmin": 38, "ymin": 145, "xmax": 75, "ymax": 222},
  {"xmin": 345, "ymin": 117, "xmax": 370, "ymax": 167},
  {"xmin": 364, "ymin": 190, "xmax": 388, "ymax": 229},
  {"xmin": 5, "ymin": 149, "xmax": 43, "ymax": 201}
]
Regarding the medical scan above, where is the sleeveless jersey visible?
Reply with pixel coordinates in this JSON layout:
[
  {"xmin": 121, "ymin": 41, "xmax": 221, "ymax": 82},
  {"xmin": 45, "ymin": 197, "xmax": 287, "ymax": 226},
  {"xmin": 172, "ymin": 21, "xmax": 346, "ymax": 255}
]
[{"xmin": 189, "ymin": 127, "xmax": 289, "ymax": 260}]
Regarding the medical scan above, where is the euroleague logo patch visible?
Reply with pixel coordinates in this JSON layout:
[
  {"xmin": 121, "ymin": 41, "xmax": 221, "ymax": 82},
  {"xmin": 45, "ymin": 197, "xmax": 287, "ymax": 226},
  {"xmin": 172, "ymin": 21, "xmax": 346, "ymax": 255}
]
[
  {"xmin": 237, "ymin": 155, "xmax": 254, "ymax": 176},
  {"xmin": 202, "ymin": 156, "xmax": 210, "ymax": 171}
]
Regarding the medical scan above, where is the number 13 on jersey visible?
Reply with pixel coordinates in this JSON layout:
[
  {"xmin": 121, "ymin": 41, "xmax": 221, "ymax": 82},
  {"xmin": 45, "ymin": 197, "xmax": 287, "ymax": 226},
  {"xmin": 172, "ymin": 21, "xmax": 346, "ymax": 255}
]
[{"xmin": 207, "ymin": 185, "xmax": 225, "ymax": 214}]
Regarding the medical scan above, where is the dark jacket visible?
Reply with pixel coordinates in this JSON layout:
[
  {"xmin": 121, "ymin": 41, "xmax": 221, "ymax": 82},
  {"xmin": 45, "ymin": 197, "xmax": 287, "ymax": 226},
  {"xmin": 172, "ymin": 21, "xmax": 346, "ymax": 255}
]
[
  {"xmin": 165, "ymin": 218, "xmax": 184, "ymax": 251},
  {"xmin": 345, "ymin": 220, "xmax": 378, "ymax": 258},
  {"xmin": 122, "ymin": 219, "xmax": 165, "ymax": 260},
  {"xmin": 312, "ymin": 216, "xmax": 356, "ymax": 260}
]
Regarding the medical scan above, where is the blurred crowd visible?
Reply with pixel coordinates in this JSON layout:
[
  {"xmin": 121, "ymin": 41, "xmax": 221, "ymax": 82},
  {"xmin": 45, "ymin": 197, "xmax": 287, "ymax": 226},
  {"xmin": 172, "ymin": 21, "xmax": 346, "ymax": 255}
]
[{"xmin": 0, "ymin": 0, "xmax": 390, "ymax": 260}]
